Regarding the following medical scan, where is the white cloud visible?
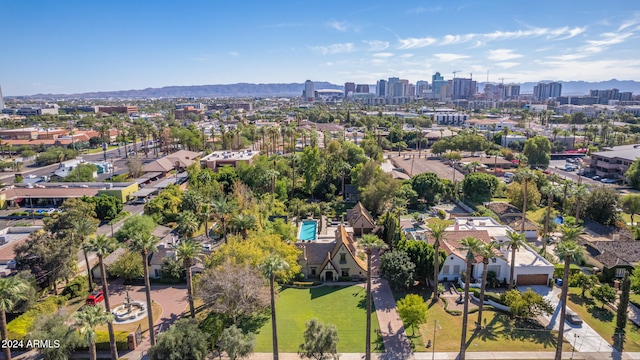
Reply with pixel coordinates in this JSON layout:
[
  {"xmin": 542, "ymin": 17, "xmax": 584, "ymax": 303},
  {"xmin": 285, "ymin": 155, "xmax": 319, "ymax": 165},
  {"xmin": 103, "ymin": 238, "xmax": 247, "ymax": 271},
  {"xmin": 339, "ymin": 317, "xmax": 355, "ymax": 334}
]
[
  {"xmin": 401, "ymin": 54, "xmax": 414, "ymax": 58},
  {"xmin": 434, "ymin": 53, "xmax": 469, "ymax": 62},
  {"xmin": 546, "ymin": 53, "xmax": 589, "ymax": 61},
  {"xmin": 228, "ymin": 51, "xmax": 239, "ymax": 57},
  {"xmin": 363, "ymin": 40, "xmax": 389, "ymax": 51},
  {"xmin": 586, "ymin": 32, "xmax": 633, "ymax": 48},
  {"xmin": 618, "ymin": 13, "xmax": 640, "ymax": 31},
  {"xmin": 495, "ymin": 62, "xmax": 520, "ymax": 69},
  {"xmin": 327, "ymin": 20, "xmax": 348, "ymax": 32},
  {"xmin": 398, "ymin": 37, "xmax": 437, "ymax": 49},
  {"xmin": 407, "ymin": 6, "xmax": 441, "ymax": 15},
  {"xmin": 372, "ymin": 52, "xmax": 394, "ymax": 58},
  {"xmin": 309, "ymin": 43, "xmax": 354, "ymax": 55},
  {"xmin": 397, "ymin": 26, "xmax": 585, "ymax": 50},
  {"xmin": 487, "ymin": 49, "xmax": 523, "ymax": 61}
]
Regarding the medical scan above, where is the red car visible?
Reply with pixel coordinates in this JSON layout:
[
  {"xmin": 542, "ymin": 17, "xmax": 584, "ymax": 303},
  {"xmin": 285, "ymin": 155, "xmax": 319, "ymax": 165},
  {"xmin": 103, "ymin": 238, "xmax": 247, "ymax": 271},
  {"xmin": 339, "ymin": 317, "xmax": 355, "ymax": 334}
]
[{"xmin": 86, "ymin": 291, "xmax": 104, "ymax": 305}]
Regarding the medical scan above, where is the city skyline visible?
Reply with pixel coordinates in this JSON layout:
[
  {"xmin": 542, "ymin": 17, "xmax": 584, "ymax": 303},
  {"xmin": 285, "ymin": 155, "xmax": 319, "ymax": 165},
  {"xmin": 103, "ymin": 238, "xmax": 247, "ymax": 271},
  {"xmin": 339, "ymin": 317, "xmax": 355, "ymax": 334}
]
[{"xmin": 2, "ymin": 0, "xmax": 640, "ymax": 96}]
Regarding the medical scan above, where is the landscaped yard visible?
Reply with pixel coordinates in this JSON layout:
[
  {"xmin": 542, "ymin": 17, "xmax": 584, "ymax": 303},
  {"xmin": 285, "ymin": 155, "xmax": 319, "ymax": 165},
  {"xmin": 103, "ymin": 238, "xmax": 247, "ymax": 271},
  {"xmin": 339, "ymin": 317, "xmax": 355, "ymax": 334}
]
[
  {"xmin": 566, "ymin": 287, "xmax": 640, "ymax": 351},
  {"xmin": 406, "ymin": 297, "xmax": 569, "ymax": 352},
  {"xmin": 253, "ymin": 285, "xmax": 383, "ymax": 353}
]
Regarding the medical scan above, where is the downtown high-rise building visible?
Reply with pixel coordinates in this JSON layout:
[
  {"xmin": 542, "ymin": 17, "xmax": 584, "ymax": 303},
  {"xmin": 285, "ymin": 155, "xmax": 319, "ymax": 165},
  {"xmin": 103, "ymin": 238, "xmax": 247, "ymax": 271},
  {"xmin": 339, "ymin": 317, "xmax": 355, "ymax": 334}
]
[
  {"xmin": 432, "ymin": 72, "xmax": 447, "ymax": 98},
  {"xmin": 355, "ymin": 84, "xmax": 370, "ymax": 93},
  {"xmin": 376, "ymin": 80, "xmax": 387, "ymax": 97},
  {"xmin": 533, "ymin": 82, "xmax": 562, "ymax": 101},
  {"xmin": 451, "ymin": 78, "xmax": 477, "ymax": 100},
  {"xmin": 415, "ymin": 80, "xmax": 429, "ymax": 96},
  {"xmin": 344, "ymin": 82, "xmax": 356, "ymax": 97},
  {"xmin": 0, "ymin": 84, "xmax": 4, "ymax": 109},
  {"xmin": 303, "ymin": 80, "xmax": 315, "ymax": 102},
  {"xmin": 590, "ymin": 88, "xmax": 633, "ymax": 104}
]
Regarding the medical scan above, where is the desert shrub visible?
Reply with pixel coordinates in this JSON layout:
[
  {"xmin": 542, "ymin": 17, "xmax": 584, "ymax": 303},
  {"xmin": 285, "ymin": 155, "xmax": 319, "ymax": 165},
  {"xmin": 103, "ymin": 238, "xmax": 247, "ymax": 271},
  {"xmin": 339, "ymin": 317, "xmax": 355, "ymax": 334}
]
[{"xmin": 7, "ymin": 296, "xmax": 66, "ymax": 340}]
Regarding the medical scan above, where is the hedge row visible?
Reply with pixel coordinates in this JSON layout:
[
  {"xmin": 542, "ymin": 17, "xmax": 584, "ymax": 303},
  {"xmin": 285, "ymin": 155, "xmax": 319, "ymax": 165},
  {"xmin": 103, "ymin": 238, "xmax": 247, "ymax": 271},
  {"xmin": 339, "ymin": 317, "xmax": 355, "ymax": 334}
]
[
  {"xmin": 7, "ymin": 296, "xmax": 67, "ymax": 340},
  {"xmin": 94, "ymin": 331, "xmax": 129, "ymax": 351}
]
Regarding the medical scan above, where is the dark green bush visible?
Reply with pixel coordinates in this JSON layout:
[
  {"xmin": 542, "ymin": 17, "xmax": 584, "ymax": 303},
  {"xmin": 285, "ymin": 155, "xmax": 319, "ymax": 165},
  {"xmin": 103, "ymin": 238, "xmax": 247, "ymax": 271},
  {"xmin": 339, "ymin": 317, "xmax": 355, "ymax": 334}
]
[{"xmin": 61, "ymin": 276, "xmax": 89, "ymax": 299}]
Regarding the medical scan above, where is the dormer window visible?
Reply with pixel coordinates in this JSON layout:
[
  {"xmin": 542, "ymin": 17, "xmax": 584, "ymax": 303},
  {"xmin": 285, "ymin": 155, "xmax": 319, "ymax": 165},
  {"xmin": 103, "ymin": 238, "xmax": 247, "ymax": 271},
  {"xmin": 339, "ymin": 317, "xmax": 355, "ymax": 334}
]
[{"xmin": 340, "ymin": 253, "xmax": 347, "ymax": 264}]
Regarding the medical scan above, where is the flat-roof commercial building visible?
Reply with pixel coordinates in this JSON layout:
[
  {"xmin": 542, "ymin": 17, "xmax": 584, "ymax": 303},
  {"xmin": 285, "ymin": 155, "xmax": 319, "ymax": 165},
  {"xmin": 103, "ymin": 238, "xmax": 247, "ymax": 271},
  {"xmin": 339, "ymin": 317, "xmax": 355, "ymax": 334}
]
[
  {"xmin": 200, "ymin": 149, "xmax": 260, "ymax": 171},
  {"xmin": 0, "ymin": 182, "xmax": 139, "ymax": 208},
  {"xmin": 590, "ymin": 144, "xmax": 640, "ymax": 181}
]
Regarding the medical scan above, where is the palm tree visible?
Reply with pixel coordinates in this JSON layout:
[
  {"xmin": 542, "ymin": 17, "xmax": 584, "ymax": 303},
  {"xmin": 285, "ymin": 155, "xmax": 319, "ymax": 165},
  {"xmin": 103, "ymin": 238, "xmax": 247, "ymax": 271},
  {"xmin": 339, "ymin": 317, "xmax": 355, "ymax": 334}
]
[
  {"xmin": 230, "ymin": 214, "xmax": 257, "ymax": 239},
  {"xmin": 73, "ymin": 217, "xmax": 98, "ymax": 291},
  {"xmin": 359, "ymin": 234, "xmax": 388, "ymax": 360},
  {"xmin": 515, "ymin": 167, "xmax": 535, "ymax": 234},
  {"xmin": 428, "ymin": 222, "xmax": 447, "ymax": 299},
  {"xmin": 129, "ymin": 233, "xmax": 160, "ymax": 346},
  {"xmin": 74, "ymin": 305, "xmax": 115, "ymax": 360},
  {"xmin": 0, "ymin": 277, "xmax": 30, "ymax": 360},
  {"xmin": 476, "ymin": 242, "xmax": 497, "ymax": 329},
  {"xmin": 573, "ymin": 184, "xmax": 589, "ymax": 224},
  {"xmin": 177, "ymin": 211, "xmax": 200, "ymax": 238},
  {"xmin": 554, "ymin": 226, "xmax": 585, "ymax": 360},
  {"xmin": 173, "ymin": 239, "xmax": 202, "ymax": 318},
  {"xmin": 86, "ymin": 234, "xmax": 119, "ymax": 360},
  {"xmin": 505, "ymin": 230, "xmax": 525, "ymax": 290},
  {"xmin": 459, "ymin": 236, "xmax": 482, "ymax": 360},
  {"xmin": 260, "ymin": 254, "xmax": 290, "ymax": 360},
  {"xmin": 540, "ymin": 184, "xmax": 561, "ymax": 254},
  {"xmin": 211, "ymin": 196, "xmax": 237, "ymax": 243}
]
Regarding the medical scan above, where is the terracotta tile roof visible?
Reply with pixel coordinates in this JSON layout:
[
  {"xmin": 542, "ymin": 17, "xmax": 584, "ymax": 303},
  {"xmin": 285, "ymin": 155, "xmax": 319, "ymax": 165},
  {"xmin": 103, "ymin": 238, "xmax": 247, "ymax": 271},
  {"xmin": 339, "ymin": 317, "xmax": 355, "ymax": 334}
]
[{"xmin": 426, "ymin": 230, "xmax": 493, "ymax": 263}]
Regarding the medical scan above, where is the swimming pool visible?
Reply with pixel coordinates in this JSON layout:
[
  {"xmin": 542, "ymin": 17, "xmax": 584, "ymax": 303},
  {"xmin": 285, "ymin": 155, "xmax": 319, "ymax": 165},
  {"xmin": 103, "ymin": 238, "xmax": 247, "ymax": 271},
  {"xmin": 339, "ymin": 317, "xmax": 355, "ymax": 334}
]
[{"xmin": 298, "ymin": 220, "xmax": 318, "ymax": 241}]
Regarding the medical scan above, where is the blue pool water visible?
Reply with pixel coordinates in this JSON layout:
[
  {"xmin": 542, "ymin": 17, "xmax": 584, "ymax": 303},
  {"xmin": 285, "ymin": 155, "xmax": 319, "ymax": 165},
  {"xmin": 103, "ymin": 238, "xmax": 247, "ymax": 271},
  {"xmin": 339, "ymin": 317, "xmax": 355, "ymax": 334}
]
[{"xmin": 299, "ymin": 220, "xmax": 318, "ymax": 241}]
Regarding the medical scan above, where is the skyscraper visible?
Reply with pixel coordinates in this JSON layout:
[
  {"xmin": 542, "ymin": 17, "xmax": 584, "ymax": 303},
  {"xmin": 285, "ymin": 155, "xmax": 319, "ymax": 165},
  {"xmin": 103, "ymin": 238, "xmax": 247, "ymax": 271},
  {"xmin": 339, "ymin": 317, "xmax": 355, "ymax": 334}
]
[
  {"xmin": 452, "ymin": 78, "xmax": 477, "ymax": 100},
  {"xmin": 344, "ymin": 82, "xmax": 356, "ymax": 97},
  {"xmin": 388, "ymin": 77, "xmax": 400, "ymax": 97},
  {"xmin": 0, "ymin": 84, "xmax": 4, "ymax": 109},
  {"xmin": 376, "ymin": 80, "xmax": 387, "ymax": 97},
  {"xmin": 432, "ymin": 72, "xmax": 447, "ymax": 98},
  {"xmin": 533, "ymin": 82, "xmax": 562, "ymax": 101},
  {"xmin": 303, "ymin": 80, "xmax": 315, "ymax": 102},
  {"xmin": 355, "ymin": 84, "xmax": 369, "ymax": 93},
  {"xmin": 416, "ymin": 81, "xmax": 429, "ymax": 96}
]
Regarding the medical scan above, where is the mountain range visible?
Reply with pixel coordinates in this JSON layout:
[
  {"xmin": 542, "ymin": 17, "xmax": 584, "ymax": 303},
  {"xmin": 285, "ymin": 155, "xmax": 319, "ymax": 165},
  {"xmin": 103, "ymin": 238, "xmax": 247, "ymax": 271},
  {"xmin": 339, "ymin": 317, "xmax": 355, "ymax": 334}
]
[{"xmin": 12, "ymin": 79, "xmax": 640, "ymax": 99}]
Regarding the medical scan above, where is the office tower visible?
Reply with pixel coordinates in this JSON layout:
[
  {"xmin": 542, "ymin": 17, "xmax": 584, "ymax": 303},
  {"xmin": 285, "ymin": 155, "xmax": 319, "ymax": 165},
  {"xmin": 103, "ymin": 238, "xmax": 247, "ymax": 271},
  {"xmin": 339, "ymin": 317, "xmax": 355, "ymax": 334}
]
[
  {"xmin": 355, "ymin": 84, "xmax": 369, "ymax": 93},
  {"xmin": 0, "ymin": 84, "xmax": 4, "ymax": 109},
  {"xmin": 407, "ymin": 84, "xmax": 415, "ymax": 97},
  {"xmin": 344, "ymin": 82, "xmax": 356, "ymax": 97},
  {"xmin": 590, "ymin": 88, "xmax": 633, "ymax": 104},
  {"xmin": 452, "ymin": 78, "xmax": 477, "ymax": 100},
  {"xmin": 387, "ymin": 77, "xmax": 400, "ymax": 97},
  {"xmin": 376, "ymin": 80, "xmax": 387, "ymax": 97},
  {"xmin": 504, "ymin": 84, "xmax": 520, "ymax": 99},
  {"xmin": 416, "ymin": 81, "xmax": 429, "ymax": 96},
  {"xmin": 533, "ymin": 82, "xmax": 562, "ymax": 101},
  {"xmin": 304, "ymin": 80, "xmax": 315, "ymax": 102},
  {"xmin": 399, "ymin": 79, "xmax": 409, "ymax": 97},
  {"xmin": 432, "ymin": 72, "xmax": 447, "ymax": 97}
]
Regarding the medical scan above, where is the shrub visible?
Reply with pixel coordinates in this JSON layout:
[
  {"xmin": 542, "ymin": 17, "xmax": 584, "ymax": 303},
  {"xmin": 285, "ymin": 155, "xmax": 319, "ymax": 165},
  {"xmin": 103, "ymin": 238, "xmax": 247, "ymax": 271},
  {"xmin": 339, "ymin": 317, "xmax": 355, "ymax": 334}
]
[
  {"xmin": 553, "ymin": 264, "xmax": 581, "ymax": 278},
  {"xmin": 338, "ymin": 276, "xmax": 351, "ymax": 282},
  {"xmin": 61, "ymin": 276, "xmax": 89, "ymax": 299},
  {"xmin": 7, "ymin": 296, "xmax": 65, "ymax": 340},
  {"xmin": 94, "ymin": 331, "xmax": 129, "ymax": 351}
]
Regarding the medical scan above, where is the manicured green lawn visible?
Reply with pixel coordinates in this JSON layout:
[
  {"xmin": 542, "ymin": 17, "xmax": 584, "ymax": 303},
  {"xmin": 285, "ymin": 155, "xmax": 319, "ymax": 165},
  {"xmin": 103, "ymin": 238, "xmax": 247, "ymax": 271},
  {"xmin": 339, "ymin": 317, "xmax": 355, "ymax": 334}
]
[
  {"xmin": 526, "ymin": 207, "xmax": 548, "ymax": 224},
  {"xmin": 566, "ymin": 287, "xmax": 640, "ymax": 351},
  {"xmin": 253, "ymin": 285, "xmax": 383, "ymax": 353},
  {"xmin": 407, "ymin": 297, "xmax": 569, "ymax": 352}
]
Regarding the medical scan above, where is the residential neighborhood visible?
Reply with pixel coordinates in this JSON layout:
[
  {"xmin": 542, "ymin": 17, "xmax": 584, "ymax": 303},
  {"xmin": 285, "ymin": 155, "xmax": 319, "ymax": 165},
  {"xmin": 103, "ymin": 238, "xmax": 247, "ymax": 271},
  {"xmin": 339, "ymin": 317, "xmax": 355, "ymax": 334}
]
[{"xmin": 4, "ymin": 2, "xmax": 640, "ymax": 360}]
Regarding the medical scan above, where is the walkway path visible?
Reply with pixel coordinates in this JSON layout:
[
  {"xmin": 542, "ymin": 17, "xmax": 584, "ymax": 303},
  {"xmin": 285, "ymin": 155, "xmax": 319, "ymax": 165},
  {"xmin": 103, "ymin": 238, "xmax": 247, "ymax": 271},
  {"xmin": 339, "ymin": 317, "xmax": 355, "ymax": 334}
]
[
  {"xmin": 370, "ymin": 249, "xmax": 414, "ymax": 360},
  {"xmin": 524, "ymin": 285, "xmax": 616, "ymax": 354}
]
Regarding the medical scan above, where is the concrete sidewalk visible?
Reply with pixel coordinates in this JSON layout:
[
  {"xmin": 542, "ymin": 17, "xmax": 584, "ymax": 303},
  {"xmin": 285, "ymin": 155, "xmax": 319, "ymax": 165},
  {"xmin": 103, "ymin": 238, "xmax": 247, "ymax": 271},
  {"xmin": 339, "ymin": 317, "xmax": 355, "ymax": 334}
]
[{"xmin": 524, "ymin": 285, "xmax": 615, "ymax": 353}]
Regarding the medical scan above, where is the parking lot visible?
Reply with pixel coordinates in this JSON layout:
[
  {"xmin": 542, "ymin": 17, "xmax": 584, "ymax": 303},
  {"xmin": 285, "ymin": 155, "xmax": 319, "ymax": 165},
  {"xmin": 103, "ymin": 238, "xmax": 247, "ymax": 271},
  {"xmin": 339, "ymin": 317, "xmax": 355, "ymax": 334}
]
[{"xmin": 548, "ymin": 159, "xmax": 610, "ymax": 185}]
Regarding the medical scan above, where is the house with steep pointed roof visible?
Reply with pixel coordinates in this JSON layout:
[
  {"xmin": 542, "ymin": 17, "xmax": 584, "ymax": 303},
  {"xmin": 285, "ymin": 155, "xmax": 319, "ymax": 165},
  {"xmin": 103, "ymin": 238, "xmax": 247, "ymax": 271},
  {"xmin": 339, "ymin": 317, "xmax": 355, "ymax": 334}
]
[
  {"xmin": 297, "ymin": 224, "xmax": 367, "ymax": 281},
  {"xmin": 346, "ymin": 202, "xmax": 376, "ymax": 236}
]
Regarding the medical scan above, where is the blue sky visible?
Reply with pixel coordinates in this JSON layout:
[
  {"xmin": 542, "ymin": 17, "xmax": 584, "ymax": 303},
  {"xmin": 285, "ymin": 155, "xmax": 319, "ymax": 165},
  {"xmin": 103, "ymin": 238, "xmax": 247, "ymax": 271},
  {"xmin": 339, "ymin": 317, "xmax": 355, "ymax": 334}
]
[{"xmin": 2, "ymin": 0, "xmax": 640, "ymax": 95}]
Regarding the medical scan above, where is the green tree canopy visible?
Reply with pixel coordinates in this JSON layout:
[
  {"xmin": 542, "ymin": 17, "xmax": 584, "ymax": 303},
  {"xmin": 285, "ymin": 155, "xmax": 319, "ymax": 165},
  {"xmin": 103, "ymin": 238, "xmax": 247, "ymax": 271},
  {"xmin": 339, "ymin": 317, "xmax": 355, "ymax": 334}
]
[
  {"xmin": 108, "ymin": 250, "xmax": 143, "ymax": 281},
  {"xmin": 503, "ymin": 289, "xmax": 553, "ymax": 320},
  {"xmin": 115, "ymin": 215, "xmax": 157, "ymax": 242},
  {"xmin": 149, "ymin": 318, "xmax": 210, "ymax": 360},
  {"xmin": 379, "ymin": 251, "xmax": 415, "ymax": 291},
  {"xmin": 397, "ymin": 294, "xmax": 428, "ymax": 336},
  {"xmin": 523, "ymin": 136, "xmax": 552, "ymax": 168},
  {"xmin": 411, "ymin": 172, "xmax": 445, "ymax": 206},
  {"xmin": 298, "ymin": 318, "xmax": 339, "ymax": 360},
  {"xmin": 583, "ymin": 187, "xmax": 620, "ymax": 226},
  {"xmin": 462, "ymin": 172, "xmax": 499, "ymax": 203}
]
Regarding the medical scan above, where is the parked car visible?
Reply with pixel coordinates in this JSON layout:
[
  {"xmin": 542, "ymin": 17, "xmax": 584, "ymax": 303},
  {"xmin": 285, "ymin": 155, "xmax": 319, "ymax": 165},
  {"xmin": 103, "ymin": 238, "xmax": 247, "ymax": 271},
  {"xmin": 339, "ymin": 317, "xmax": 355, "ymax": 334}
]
[
  {"xmin": 566, "ymin": 312, "xmax": 583, "ymax": 326},
  {"xmin": 592, "ymin": 176, "xmax": 601, "ymax": 181},
  {"xmin": 601, "ymin": 178, "xmax": 617, "ymax": 184},
  {"xmin": 86, "ymin": 291, "xmax": 104, "ymax": 305}
]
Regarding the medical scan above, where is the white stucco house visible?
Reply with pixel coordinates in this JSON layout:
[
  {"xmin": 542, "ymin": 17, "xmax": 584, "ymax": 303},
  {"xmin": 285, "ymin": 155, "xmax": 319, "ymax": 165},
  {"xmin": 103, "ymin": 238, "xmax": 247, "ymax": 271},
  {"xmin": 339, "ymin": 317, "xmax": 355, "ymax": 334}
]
[{"xmin": 405, "ymin": 217, "xmax": 554, "ymax": 286}]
